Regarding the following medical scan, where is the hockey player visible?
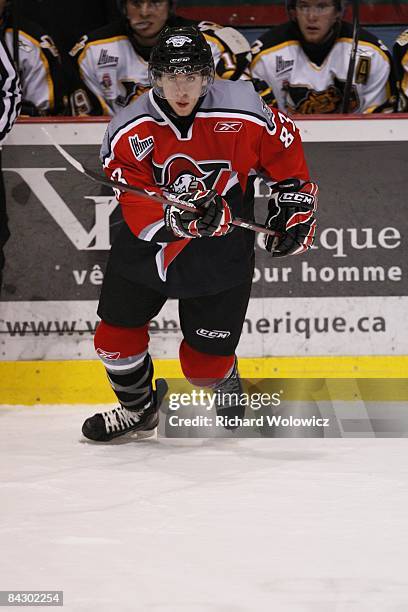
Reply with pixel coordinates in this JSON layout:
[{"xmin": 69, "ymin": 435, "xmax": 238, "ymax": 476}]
[
  {"xmin": 0, "ymin": 0, "xmax": 66, "ymax": 115},
  {"xmin": 81, "ymin": 25, "xmax": 318, "ymax": 442},
  {"xmin": 393, "ymin": 28, "xmax": 408, "ymax": 112},
  {"xmin": 68, "ymin": 0, "xmax": 251, "ymax": 115},
  {"xmin": 250, "ymin": 0, "xmax": 397, "ymax": 114}
]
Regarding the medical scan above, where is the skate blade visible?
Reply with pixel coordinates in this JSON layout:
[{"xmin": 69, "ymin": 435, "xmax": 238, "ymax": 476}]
[{"xmin": 135, "ymin": 427, "xmax": 157, "ymax": 440}]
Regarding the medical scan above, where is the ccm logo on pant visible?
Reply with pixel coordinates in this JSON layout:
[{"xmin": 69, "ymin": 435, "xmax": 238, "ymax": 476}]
[{"xmin": 196, "ymin": 328, "xmax": 231, "ymax": 339}]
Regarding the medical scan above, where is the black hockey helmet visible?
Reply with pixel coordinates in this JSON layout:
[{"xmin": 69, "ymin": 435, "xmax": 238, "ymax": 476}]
[
  {"xmin": 116, "ymin": 0, "xmax": 174, "ymax": 16},
  {"xmin": 286, "ymin": 0, "xmax": 344, "ymax": 17},
  {"xmin": 148, "ymin": 26, "xmax": 215, "ymax": 98}
]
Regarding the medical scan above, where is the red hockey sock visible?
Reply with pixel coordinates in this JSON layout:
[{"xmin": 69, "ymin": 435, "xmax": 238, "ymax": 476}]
[
  {"xmin": 94, "ymin": 321, "xmax": 149, "ymax": 359},
  {"xmin": 179, "ymin": 340, "xmax": 234, "ymax": 387}
]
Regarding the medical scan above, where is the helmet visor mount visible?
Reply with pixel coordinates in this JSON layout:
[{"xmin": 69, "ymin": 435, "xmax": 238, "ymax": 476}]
[{"xmin": 149, "ymin": 64, "xmax": 214, "ymax": 99}]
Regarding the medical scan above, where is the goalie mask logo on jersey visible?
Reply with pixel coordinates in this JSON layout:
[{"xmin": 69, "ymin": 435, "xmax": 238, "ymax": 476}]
[{"xmin": 153, "ymin": 154, "xmax": 231, "ymax": 194}]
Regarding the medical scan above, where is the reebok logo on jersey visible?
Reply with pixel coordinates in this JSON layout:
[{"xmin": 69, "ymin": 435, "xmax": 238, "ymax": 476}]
[
  {"xmin": 196, "ymin": 328, "xmax": 231, "ymax": 339},
  {"xmin": 214, "ymin": 122, "xmax": 243, "ymax": 132},
  {"xmin": 129, "ymin": 134, "xmax": 154, "ymax": 161},
  {"xmin": 276, "ymin": 56, "xmax": 294, "ymax": 74},
  {"xmin": 97, "ymin": 49, "xmax": 119, "ymax": 67},
  {"xmin": 96, "ymin": 348, "xmax": 121, "ymax": 360}
]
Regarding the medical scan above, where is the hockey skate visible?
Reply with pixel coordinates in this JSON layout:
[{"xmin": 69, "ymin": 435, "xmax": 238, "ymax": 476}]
[
  {"xmin": 82, "ymin": 379, "xmax": 168, "ymax": 442},
  {"xmin": 213, "ymin": 360, "xmax": 245, "ymax": 430}
]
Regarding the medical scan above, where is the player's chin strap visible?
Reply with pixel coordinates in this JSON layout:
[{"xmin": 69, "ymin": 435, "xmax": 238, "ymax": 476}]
[{"xmin": 40, "ymin": 126, "xmax": 283, "ymax": 240}]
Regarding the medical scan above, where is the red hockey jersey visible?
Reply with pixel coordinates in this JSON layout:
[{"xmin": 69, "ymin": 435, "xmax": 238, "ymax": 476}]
[{"xmin": 101, "ymin": 80, "xmax": 310, "ymax": 297}]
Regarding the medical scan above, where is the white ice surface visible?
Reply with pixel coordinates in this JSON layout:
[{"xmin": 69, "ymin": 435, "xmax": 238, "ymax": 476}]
[{"xmin": 1, "ymin": 404, "xmax": 408, "ymax": 612}]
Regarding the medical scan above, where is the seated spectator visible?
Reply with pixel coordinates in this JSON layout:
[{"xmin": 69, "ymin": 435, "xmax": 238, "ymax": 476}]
[
  {"xmin": 68, "ymin": 0, "xmax": 251, "ymax": 116},
  {"xmin": 250, "ymin": 0, "xmax": 397, "ymax": 114},
  {"xmin": 0, "ymin": 0, "xmax": 66, "ymax": 115},
  {"xmin": 393, "ymin": 28, "xmax": 408, "ymax": 111}
]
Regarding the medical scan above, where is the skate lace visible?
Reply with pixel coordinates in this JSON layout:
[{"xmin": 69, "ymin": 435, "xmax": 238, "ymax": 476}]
[{"xmin": 102, "ymin": 406, "xmax": 142, "ymax": 433}]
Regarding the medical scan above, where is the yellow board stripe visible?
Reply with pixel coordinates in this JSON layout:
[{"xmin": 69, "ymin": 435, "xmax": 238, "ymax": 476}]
[{"xmin": 0, "ymin": 357, "xmax": 407, "ymax": 405}]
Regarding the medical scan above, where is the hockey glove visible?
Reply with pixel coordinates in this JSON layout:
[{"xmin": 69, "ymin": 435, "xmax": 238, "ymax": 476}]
[
  {"xmin": 264, "ymin": 179, "xmax": 318, "ymax": 257},
  {"xmin": 164, "ymin": 190, "xmax": 233, "ymax": 239}
]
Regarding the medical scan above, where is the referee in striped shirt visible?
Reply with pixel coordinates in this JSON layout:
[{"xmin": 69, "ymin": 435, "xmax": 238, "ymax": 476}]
[{"xmin": 0, "ymin": 37, "xmax": 21, "ymax": 294}]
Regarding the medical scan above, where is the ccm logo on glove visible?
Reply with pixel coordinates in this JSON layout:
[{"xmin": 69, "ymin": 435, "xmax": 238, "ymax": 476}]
[
  {"xmin": 278, "ymin": 192, "xmax": 315, "ymax": 207},
  {"xmin": 264, "ymin": 178, "xmax": 318, "ymax": 257}
]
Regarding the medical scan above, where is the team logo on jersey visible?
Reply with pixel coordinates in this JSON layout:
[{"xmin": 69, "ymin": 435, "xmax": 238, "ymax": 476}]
[
  {"xmin": 286, "ymin": 78, "xmax": 359, "ymax": 114},
  {"xmin": 129, "ymin": 134, "xmax": 155, "ymax": 161},
  {"xmin": 116, "ymin": 81, "xmax": 149, "ymax": 107},
  {"xmin": 166, "ymin": 36, "xmax": 192, "ymax": 47},
  {"xmin": 275, "ymin": 56, "xmax": 294, "ymax": 74},
  {"xmin": 214, "ymin": 121, "xmax": 243, "ymax": 132},
  {"xmin": 97, "ymin": 49, "xmax": 119, "ymax": 68},
  {"xmin": 101, "ymin": 73, "xmax": 113, "ymax": 90},
  {"xmin": 153, "ymin": 155, "xmax": 231, "ymax": 194}
]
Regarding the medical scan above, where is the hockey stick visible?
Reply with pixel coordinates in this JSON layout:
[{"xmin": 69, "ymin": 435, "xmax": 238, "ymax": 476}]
[
  {"xmin": 341, "ymin": 0, "xmax": 360, "ymax": 113},
  {"xmin": 41, "ymin": 126, "xmax": 280, "ymax": 238}
]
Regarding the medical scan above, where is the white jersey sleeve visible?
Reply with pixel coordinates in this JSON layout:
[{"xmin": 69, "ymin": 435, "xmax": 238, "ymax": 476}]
[
  {"xmin": 4, "ymin": 25, "xmax": 64, "ymax": 115},
  {"xmin": 198, "ymin": 21, "xmax": 251, "ymax": 81}
]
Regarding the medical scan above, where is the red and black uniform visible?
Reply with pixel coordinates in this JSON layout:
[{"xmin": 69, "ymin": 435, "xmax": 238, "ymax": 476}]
[
  {"xmin": 81, "ymin": 49, "xmax": 316, "ymax": 444},
  {"xmin": 101, "ymin": 79, "xmax": 309, "ymax": 298},
  {"xmin": 98, "ymin": 79, "xmax": 309, "ymax": 359}
]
